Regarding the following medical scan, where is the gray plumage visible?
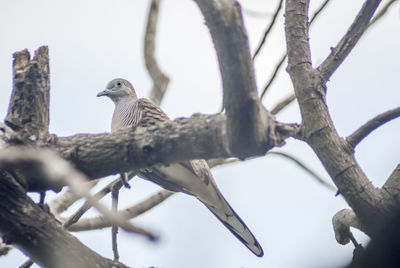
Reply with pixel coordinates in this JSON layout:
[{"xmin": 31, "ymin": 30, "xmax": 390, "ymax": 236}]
[{"xmin": 97, "ymin": 78, "xmax": 263, "ymax": 257}]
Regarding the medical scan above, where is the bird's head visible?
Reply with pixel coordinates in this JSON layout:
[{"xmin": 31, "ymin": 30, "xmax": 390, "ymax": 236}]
[{"xmin": 97, "ymin": 78, "xmax": 137, "ymax": 104}]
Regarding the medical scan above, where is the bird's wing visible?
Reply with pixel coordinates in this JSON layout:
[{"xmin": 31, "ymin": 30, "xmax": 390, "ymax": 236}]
[
  {"xmin": 179, "ymin": 160, "xmax": 210, "ymax": 185},
  {"xmin": 136, "ymin": 98, "xmax": 263, "ymax": 256},
  {"xmin": 137, "ymin": 98, "xmax": 170, "ymax": 126},
  {"xmin": 137, "ymin": 98, "xmax": 211, "ymax": 185}
]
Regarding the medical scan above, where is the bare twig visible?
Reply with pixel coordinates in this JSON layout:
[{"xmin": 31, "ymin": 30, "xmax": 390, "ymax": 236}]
[
  {"xmin": 19, "ymin": 260, "xmax": 33, "ymax": 268},
  {"xmin": 269, "ymin": 151, "xmax": 336, "ymax": 191},
  {"xmin": 368, "ymin": 0, "xmax": 399, "ymax": 27},
  {"xmin": 49, "ymin": 180, "xmax": 99, "ymax": 216},
  {"xmin": 260, "ymin": 53, "xmax": 287, "ymax": 99},
  {"xmin": 63, "ymin": 173, "xmax": 136, "ymax": 229},
  {"xmin": 252, "ymin": 0, "xmax": 284, "ymax": 60},
  {"xmin": 242, "ymin": 8, "xmax": 272, "ymax": 18},
  {"xmin": 270, "ymin": 93, "xmax": 296, "ymax": 115},
  {"xmin": 318, "ymin": 0, "xmax": 382, "ymax": 82},
  {"xmin": 69, "ymin": 189, "xmax": 174, "ymax": 231},
  {"xmin": 145, "ymin": 0, "xmax": 170, "ymax": 105},
  {"xmin": 264, "ymin": 0, "xmax": 393, "ymax": 113},
  {"xmin": 347, "ymin": 107, "xmax": 400, "ymax": 148},
  {"xmin": 260, "ymin": 0, "xmax": 331, "ymax": 100},
  {"xmin": 309, "ymin": 0, "xmax": 331, "ymax": 24},
  {"xmin": 111, "ymin": 185, "xmax": 120, "ymax": 262}
]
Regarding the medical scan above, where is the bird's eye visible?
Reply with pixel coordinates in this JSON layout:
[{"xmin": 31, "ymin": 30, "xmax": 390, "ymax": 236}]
[{"xmin": 116, "ymin": 81, "xmax": 122, "ymax": 87}]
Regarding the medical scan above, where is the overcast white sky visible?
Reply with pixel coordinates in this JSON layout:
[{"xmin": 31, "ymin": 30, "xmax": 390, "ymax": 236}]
[{"xmin": 1, "ymin": 0, "xmax": 399, "ymax": 267}]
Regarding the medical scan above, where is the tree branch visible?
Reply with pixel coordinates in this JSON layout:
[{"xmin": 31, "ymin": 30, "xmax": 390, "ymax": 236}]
[
  {"xmin": 0, "ymin": 148, "xmax": 155, "ymax": 239},
  {"xmin": 5, "ymin": 47, "xmax": 50, "ymax": 140},
  {"xmin": 252, "ymin": 0, "xmax": 284, "ymax": 60},
  {"xmin": 144, "ymin": 0, "xmax": 170, "ymax": 106},
  {"xmin": 260, "ymin": 0, "xmax": 331, "ymax": 100},
  {"xmin": 347, "ymin": 107, "xmax": 400, "ymax": 148},
  {"xmin": 285, "ymin": 0, "xmax": 384, "ymax": 235},
  {"xmin": 260, "ymin": 53, "xmax": 287, "ymax": 99},
  {"xmin": 317, "ymin": 0, "xmax": 382, "ymax": 82},
  {"xmin": 269, "ymin": 151, "xmax": 336, "ymax": 191},
  {"xmin": 63, "ymin": 172, "xmax": 136, "ymax": 229},
  {"xmin": 69, "ymin": 189, "xmax": 174, "ymax": 231},
  {"xmin": 46, "ymin": 114, "xmax": 289, "ymax": 186},
  {"xmin": 194, "ymin": 0, "xmax": 274, "ymax": 158},
  {"xmin": 332, "ymin": 209, "xmax": 366, "ymax": 245},
  {"xmin": 270, "ymin": 93, "xmax": 296, "ymax": 115},
  {"xmin": 368, "ymin": 0, "xmax": 399, "ymax": 28},
  {"xmin": 0, "ymin": 170, "xmax": 127, "ymax": 268}
]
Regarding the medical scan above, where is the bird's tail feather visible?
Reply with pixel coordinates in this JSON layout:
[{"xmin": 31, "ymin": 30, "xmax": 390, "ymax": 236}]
[{"xmin": 198, "ymin": 192, "xmax": 264, "ymax": 257}]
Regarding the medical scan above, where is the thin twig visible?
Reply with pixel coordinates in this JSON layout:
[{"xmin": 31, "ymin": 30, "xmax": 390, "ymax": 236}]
[
  {"xmin": 368, "ymin": 0, "xmax": 399, "ymax": 27},
  {"xmin": 260, "ymin": 0, "xmax": 332, "ymax": 100},
  {"xmin": 63, "ymin": 173, "xmax": 135, "ymax": 229},
  {"xmin": 347, "ymin": 107, "xmax": 400, "ymax": 148},
  {"xmin": 242, "ymin": 8, "xmax": 272, "ymax": 18},
  {"xmin": 145, "ymin": 0, "xmax": 170, "ymax": 105},
  {"xmin": 111, "ymin": 185, "xmax": 120, "ymax": 262},
  {"xmin": 68, "ymin": 189, "xmax": 174, "ymax": 231},
  {"xmin": 318, "ymin": 0, "xmax": 382, "ymax": 82},
  {"xmin": 270, "ymin": 93, "xmax": 296, "ymax": 115},
  {"xmin": 260, "ymin": 53, "xmax": 287, "ymax": 99},
  {"xmin": 49, "ymin": 180, "xmax": 99, "ymax": 216},
  {"xmin": 19, "ymin": 260, "xmax": 33, "ymax": 268},
  {"xmin": 309, "ymin": 0, "xmax": 331, "ymax": 24},
  {"xmin": 252, "ymin": 0, "xmax": 284, "ymax": 60},
  {"xmin": 269, "ymin": 151, "xmax": 336, "ymax": 191}
]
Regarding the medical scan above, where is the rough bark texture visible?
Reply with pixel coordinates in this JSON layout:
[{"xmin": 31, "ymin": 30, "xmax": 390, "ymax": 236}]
[
  {"xmin": 194, "ymin": 0, "xmax": 275, "ymax": 159},
  {"xmin": 0, "ymin": 171, "xmax": 126, "ymax": 268},
  {"xmin": 49, "ymin": 114, "xmax": 227, "ymax": 181},
  {"xmin": 0, "ymin": 47, "xmax": 128, "ymax": 267},
  {"xmin": 5, "ymin": 47, "xmax": 50, "ymax": 141},
  {"xmin": 284, "ymin": 0, "xmax": 392, "ymax": 236}
]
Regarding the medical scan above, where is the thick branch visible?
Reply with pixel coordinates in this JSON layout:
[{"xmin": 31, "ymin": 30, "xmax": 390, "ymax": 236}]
[
  {"xmin": 0, "ymin": 171, "xmax": 126, "ymax": 268},
  {"xmin": 347, "ymin": 107, "xmax": 400, "ymax": 148},
  {"xmin": 285, "ymin": 0, "xmax": 384, "ymax": 234},
  {"xmin": 194, "ymin": 0, "xmax": 273, "ymax": 158},
  {"xmin": 317, "ymin": 0, "xmax": 382, "ymax": 82},
  {"xmin": 5, "ymin": 47, "xmax": 50, "ymax": 140},
  {"xmin": 144, "ymin": 0, "xmax": 170, "ymax": 105},
  {"xmin": 47, "ymin": 114, "xmax": 287, "ymax": 186}
]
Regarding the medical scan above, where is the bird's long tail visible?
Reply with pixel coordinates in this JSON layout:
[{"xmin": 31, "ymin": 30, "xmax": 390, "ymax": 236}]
[{"xmin": 197, "ymin": 190, "xmax": 264, "ymax": 257}]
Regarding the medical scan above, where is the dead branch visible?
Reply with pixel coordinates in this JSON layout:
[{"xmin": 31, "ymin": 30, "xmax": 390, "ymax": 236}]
[
  {"xmin": 285, "ymin": 0, "xmax": 384, "ymax": 235},
  {"xmin": 194, "ymin": 0, "xmax": 274, "ymax": 158},
  {"xmin": 318, "ymin": 0, "xmax": 382, "ymax": 82},
  {"xmin": 252, "ymin": 0, "xmax": 284, "ymax": 60},
  {"xmin": 145, "ymin": 0, "xmax": 170, "ymax": 105},
  {"xmin": 347, "ymin": 107, "xmax": 400, "ymax": 148},
  {"xmin": 69, "ymin": 189, "xmax": 173, "ymax": 231}
]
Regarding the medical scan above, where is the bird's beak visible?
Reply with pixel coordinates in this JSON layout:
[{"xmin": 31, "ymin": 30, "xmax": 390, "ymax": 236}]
[{"xmin": 97, "ymin": 89, "xmax": 110, "ymax": 97}]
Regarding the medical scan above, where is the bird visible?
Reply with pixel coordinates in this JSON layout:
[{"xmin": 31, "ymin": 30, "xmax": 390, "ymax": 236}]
[{"xmin": 97, "ymin": 78, "xmax": 263, "ymax": 257}]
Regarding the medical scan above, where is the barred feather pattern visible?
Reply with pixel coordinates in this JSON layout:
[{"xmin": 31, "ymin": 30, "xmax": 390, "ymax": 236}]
[{"xmin": 105, "ymin": 79, "xmax": 264, "ymax": 257}]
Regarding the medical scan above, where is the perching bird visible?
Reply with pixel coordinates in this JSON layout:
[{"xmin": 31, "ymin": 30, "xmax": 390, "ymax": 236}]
[{"xmin": 97, "ymin": 78, "xmax": 263, "ymax": 257}]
